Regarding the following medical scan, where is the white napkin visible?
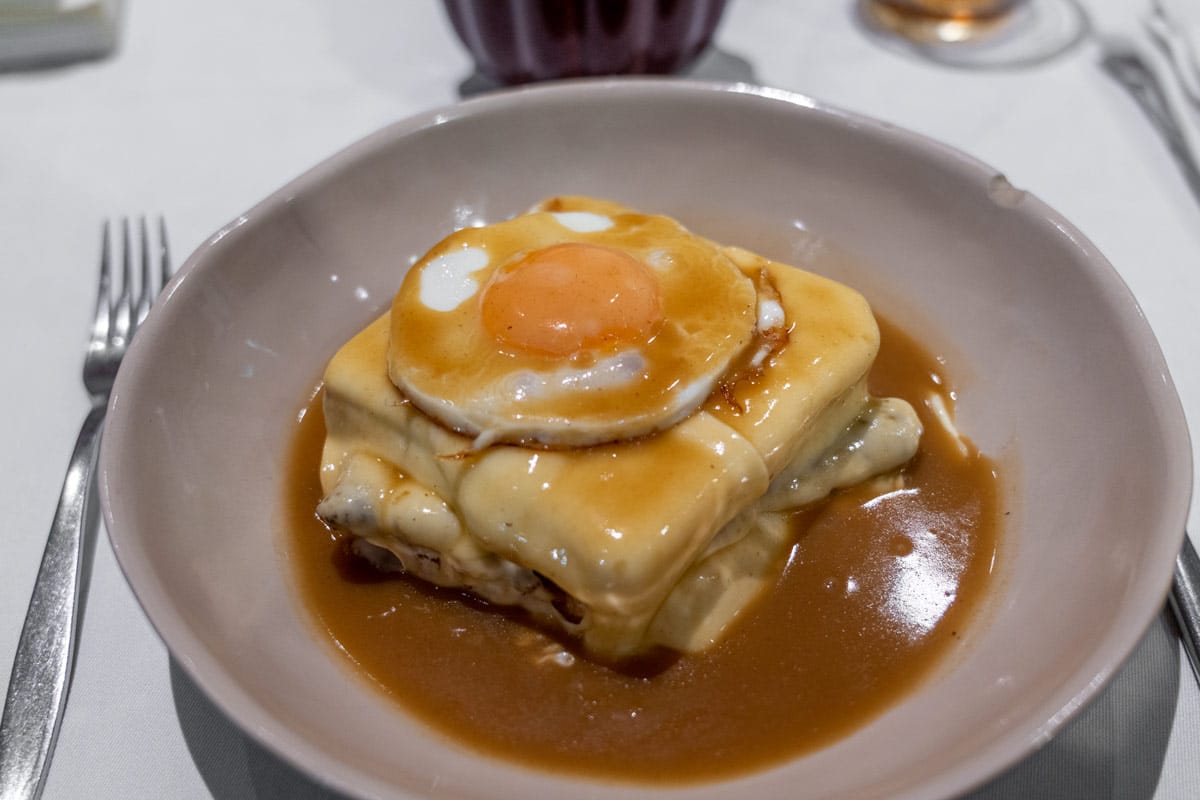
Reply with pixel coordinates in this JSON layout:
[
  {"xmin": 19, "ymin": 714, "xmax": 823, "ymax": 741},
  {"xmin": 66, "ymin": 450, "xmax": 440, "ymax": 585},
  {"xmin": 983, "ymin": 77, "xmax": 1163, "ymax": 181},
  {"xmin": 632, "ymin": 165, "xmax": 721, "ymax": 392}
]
[{"xmin": 0, "ymin": 0, "xmax": 120, "ymax": 69}]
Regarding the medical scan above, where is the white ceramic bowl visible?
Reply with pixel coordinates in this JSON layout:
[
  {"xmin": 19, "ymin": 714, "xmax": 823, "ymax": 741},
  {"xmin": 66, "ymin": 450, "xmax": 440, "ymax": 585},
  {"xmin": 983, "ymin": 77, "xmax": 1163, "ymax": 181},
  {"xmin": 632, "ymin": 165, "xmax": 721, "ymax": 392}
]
[{"xmin": 99, "ymin": 81, "xmax": 1192, "ymax": 800}]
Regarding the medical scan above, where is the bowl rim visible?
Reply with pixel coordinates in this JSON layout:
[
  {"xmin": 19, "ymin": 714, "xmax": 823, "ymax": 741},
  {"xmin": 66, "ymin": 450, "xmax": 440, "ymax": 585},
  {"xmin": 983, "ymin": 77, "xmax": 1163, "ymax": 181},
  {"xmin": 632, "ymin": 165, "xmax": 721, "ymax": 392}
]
[{"xmin": 99, "ymin": 77, "xmax": 1195, "ymax": 800}]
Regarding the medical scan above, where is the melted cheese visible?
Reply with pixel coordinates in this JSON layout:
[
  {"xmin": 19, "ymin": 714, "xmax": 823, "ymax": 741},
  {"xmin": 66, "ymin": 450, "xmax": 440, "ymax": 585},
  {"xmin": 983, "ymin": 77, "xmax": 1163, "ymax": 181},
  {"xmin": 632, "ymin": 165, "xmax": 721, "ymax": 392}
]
[{"xmin": 317, "ymin": 225, "xmax": 921, "ymax": 659}]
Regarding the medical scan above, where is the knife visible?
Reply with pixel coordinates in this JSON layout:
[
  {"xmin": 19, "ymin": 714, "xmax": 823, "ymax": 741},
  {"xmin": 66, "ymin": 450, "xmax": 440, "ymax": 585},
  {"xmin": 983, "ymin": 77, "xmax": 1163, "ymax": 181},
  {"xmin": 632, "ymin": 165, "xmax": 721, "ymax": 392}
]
[{"xmin": 1100, "ymin": 43, "xmax": 1200, "ymax": 685}]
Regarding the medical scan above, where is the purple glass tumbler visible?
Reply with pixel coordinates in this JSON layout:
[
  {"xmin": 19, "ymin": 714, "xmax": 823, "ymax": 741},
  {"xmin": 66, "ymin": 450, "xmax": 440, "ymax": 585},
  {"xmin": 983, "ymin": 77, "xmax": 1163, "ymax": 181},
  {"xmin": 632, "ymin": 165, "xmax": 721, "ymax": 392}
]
[{"xmin": 442, "ymin": 0, "xmax": 728, "ymax": 85}]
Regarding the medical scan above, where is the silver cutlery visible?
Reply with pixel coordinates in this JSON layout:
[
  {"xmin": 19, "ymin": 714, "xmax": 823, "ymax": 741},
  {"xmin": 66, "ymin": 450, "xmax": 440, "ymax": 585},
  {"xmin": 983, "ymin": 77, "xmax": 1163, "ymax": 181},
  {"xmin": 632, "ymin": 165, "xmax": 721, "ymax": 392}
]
[
  {"xmin": 0, "ymin": 219, "xmax": 171, "ymax": 800},
  {"xmin": 1171, "ymin": 537, "xmax": 1200, "ymax": 683},
  {"xmin": 1147, "ymin": 0, "xmax": 1200, "ymax": 104},
  {"xmin": 1101, "ymin": 45, "xmax": 1200, "ymax": 686},
  {"xmin": 1101, "ymin": 43, "xmax": 1200, "ymax": 206}
]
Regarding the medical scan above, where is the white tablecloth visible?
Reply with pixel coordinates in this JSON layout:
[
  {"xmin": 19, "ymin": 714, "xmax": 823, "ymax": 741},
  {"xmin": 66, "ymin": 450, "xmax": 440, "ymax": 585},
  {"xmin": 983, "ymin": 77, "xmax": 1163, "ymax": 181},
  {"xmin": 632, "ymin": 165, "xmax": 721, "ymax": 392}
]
[{"xmin": 1, "ymin": 1, "xmax": 1197, "ymax": 797}]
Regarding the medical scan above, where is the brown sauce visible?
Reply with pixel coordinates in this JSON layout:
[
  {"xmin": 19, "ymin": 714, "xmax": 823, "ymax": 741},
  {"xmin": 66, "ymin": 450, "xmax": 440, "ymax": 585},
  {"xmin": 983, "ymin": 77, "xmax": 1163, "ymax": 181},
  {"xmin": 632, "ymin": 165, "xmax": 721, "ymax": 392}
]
[{"xmin": 283, "ymin": 316, "xmax": 1000, "ymax": 784}]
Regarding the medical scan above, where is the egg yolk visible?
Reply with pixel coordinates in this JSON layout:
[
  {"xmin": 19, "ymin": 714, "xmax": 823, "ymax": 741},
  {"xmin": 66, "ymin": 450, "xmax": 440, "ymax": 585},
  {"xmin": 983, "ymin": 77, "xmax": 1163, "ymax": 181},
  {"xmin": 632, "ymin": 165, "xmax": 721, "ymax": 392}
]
[{"xmin": 480, "ymin": 243, "xmax": 663, "ymax": 357}]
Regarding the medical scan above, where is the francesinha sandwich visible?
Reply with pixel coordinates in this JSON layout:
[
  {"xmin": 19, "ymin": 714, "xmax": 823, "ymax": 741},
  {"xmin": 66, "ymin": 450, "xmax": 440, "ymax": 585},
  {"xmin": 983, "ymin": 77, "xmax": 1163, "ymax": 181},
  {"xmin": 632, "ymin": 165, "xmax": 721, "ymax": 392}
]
[{"xmin": 315, "ymin": 197, "xmax": 922, "ymax": 660}]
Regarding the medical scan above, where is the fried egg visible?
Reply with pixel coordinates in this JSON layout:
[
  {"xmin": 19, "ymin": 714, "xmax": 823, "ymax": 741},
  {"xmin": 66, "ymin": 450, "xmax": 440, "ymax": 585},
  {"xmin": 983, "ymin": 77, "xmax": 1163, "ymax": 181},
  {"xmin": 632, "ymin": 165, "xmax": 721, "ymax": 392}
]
[{"xmin": 388, "ymin": 197, "xmax": 772, "ymax": 447}]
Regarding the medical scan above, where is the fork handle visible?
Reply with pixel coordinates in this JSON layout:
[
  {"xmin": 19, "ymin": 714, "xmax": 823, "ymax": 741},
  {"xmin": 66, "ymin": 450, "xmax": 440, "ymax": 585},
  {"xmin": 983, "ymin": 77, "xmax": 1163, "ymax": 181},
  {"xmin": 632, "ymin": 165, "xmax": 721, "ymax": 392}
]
[{"xmin": 0, "ymin": 404, "xmax": 105, "ymax": 800}]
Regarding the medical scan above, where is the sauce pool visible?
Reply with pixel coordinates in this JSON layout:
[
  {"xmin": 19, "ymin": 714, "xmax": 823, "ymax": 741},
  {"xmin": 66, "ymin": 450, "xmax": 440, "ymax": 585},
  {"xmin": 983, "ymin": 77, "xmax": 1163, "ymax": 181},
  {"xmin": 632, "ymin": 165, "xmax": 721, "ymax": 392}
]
[{"xmin": 282, "ymin": 316, "xmax": 1000, "ymax": 784}]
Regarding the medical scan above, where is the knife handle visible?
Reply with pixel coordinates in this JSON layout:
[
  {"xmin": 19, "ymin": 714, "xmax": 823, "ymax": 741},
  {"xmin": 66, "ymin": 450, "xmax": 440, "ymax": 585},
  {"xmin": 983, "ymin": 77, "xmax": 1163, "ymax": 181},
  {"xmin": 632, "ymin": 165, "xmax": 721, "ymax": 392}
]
[{"xmin": 1170, "ymin": 534, "xmax": 1200, "ymax": 685}]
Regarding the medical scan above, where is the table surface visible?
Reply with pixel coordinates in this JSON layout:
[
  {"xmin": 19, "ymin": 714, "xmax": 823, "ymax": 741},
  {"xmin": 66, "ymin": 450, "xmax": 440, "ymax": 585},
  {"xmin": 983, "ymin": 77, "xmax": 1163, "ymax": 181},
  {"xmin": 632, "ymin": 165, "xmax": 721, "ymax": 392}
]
[{"xmin": 1, "ymin": 0, "xmax": 1198, "ymax": 797}]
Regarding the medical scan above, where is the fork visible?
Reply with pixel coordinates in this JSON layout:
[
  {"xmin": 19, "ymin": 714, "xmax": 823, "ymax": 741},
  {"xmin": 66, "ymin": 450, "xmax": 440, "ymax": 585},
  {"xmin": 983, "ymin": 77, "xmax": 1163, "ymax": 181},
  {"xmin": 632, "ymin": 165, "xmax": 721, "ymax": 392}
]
[{"xmin": 0, "ymin": 218, "xmax": 171, "ymax": 800}]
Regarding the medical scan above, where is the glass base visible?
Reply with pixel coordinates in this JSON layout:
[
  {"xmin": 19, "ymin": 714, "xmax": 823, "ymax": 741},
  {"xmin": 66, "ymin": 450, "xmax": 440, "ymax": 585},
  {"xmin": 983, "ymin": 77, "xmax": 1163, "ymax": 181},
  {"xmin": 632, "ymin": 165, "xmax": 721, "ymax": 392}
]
[{"xmin": 857, "ymin": 0, "xmax": 1089, "ymax": 69}]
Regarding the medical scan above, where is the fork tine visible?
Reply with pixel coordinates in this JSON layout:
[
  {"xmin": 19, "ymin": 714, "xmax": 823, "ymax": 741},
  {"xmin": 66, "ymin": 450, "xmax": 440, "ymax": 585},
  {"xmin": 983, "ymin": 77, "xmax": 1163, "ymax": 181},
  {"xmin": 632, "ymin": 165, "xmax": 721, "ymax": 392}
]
[
  {"xmin": 158, "ymin": 216, "xmax": 171, "ymax": 289},
  {"xmin": 134, "ymin": 217, "xmax": 153, "ymax": 327},
  {"xmin": 120, "ymin": 218, "xmax": 132, "ymax": 300},
  {"xmin": 88, "ymin": 222, "xmax": 112, "ymax": 352},
  {"xmin": 112, "ymin": 218, "xmax": 134, "ymax": 347}
]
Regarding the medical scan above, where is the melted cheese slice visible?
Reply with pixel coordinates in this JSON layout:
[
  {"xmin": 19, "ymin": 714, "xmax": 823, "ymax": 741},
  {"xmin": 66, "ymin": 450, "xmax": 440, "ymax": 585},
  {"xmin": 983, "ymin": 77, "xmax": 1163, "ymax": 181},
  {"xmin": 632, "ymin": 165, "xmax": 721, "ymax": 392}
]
[
  {"xmin": 318, "ymin": 243, "xmax": 917, "ymax": 658},
  {"xmin": 708, "ymin": 246, "xmax": 879, "ymax": 473}
]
